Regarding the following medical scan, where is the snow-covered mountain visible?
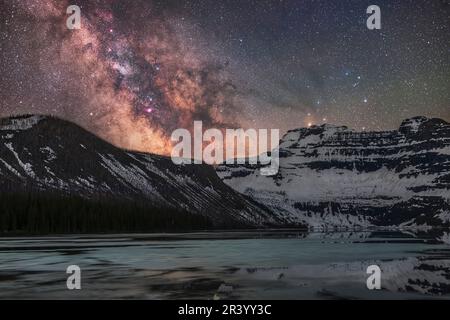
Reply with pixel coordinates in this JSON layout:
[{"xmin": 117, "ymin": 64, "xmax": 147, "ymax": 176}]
[
  {"xmin": 217, "ymin": 117, "xmax": 450, "ymax": 230},
  {"xmin": 2, "ymin": 114, "xmax": 449, "ymax": 231},
  {"xmin": 0, "ymin": 115, "xmax": 278, "ymax": 228}
]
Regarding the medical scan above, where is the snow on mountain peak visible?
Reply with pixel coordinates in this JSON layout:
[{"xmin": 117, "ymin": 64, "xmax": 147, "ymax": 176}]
[
  {"xmin": 279, "ymin": 124, "xmax": 350, "ymax": 150},
  {"xmin": 0, "ymin": 115, "xmax": 45, "ymax": 131},
  {"xmin": 399, "ymin": 116, "xmax": 429, "ymax": 134}
]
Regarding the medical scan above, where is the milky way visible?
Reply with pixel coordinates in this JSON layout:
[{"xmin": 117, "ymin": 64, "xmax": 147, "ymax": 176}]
[
  {"xmin": 1, "ymin": 0, "xmax": 242, "ymax": 153},
  {"xmin": 1, "ymin": 0, "xmax": 449, "ymax": 155}
]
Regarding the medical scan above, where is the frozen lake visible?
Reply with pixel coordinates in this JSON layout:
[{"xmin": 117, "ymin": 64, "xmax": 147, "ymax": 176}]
[{"xmin": 0, "ymin": 230, "xmax": 449, "ymax": 299}]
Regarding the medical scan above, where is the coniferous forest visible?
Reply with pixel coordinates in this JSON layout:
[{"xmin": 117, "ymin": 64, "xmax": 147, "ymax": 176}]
[{"xmin": 0, "ymin": 192, "xmax": 213, "ymax": 235}]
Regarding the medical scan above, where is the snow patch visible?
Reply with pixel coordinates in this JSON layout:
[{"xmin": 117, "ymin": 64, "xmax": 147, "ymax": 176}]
[
  {"xmin": 4, "ymin": 143, "xmax": 36, "ymax": 178},
  {"xmin": 0, "ymin": 115, "xmax": 44, "ymax": 131}
]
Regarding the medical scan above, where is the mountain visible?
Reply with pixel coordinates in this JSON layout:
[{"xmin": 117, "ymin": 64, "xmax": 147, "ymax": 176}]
[
  {"xmin": 217, "ymin": 117, "xmax": 450, "ymax": 230},
  {"xmin": 2, "ymin": 114, "xmax": 449, "ymax": 233},
  {"xmin": 0, "ymin": 115, "xmax": 279, "ymax": 232}
]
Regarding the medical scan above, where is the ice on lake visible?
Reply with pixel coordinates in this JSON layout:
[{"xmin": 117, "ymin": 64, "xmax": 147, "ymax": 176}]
[{"xmin": 1, "ymin": 230, "xmax": 450, "ymax": 299}]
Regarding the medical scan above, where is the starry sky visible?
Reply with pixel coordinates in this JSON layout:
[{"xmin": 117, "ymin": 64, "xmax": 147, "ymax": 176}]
[{"xmin": 1, "ymin": 0, "xmax": 449, "ymax": 154}]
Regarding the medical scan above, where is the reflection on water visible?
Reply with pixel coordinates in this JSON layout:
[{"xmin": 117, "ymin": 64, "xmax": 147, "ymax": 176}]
[{"xmin": 0, "ymin": 230, "xmax": 450, "ymax": 299}]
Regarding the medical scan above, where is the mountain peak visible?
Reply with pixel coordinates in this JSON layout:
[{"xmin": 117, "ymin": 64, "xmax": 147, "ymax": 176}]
[
  {"xmin": 0, "ymin": 114, "xmax": 46, "ymax": 131},
  {"xmin": 0, "ymin": 113, "xmax": 277, "ymax": 228},
  {"xmin": 399, "ymin": 116, "xmax": 449, "ymax": 135},
  {"xmin": 282, "ymin": 123, "xmax": 356, "ymax": 143},
  {"xmin": 398, "ymin": 116, "xmax": 430, "ymax": 134},
  {"xmin": 280, "ymin": 116, "xmax": 449, "ymax": 146},
  {"xmin": 218, "ymin": 116, "xmax": 450, "ymax": 230}
]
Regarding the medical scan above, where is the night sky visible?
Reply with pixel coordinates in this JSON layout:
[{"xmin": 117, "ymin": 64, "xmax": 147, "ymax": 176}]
[{"xmin": 1, "ymin": 0, "xmax": 449, "ymax": 154}]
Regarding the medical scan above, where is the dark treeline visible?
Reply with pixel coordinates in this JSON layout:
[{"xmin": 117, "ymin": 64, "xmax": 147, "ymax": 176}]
[{"xmin": 0, "ymin": 192, "xmax": 213, "ymax": 235}]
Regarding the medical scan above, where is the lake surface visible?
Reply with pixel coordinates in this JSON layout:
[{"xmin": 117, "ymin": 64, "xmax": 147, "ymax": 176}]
[{"xmin": 1, "ymin": 230, "xmax": 450, "ymax": 299}]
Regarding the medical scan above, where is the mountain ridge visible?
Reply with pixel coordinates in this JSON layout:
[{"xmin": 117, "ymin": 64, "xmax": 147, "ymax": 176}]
[
  {"xmin": 0, "ymin": 114, "xmax": 281, "ymax": 232},
  {"xmin": 217, "ymin": 116, "xmax": 450, "ymax": 230},
  {"xmin": 1, "ymin": 114, "xmax": 449, "ymax": 232}
]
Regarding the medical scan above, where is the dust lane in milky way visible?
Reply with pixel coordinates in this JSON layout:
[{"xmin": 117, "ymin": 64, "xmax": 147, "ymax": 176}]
[
  {"xmin": 1, "ymin": 0, "xmax": 243, "ymax": 154},
  {"xmin": 1, "ymin": 0, "xmax": 449, "ymax": 155}
]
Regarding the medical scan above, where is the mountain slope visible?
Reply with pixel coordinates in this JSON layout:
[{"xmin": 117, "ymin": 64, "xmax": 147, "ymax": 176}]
[
  {"xmin": 217, "ymin": 117, "xmax": 450, "ymax": 229},
  {"xmin": 0, "ymin": 115, "xmax": 279, "ymax": 229}
]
